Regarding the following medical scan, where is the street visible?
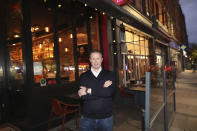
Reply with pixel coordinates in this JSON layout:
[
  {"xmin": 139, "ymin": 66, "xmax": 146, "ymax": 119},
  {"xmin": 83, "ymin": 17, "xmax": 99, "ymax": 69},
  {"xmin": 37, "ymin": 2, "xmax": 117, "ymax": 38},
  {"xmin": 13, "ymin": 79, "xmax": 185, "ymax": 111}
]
[{"xmin": 170, "ymin": 70, "xmax": 197, "ymax": 131}]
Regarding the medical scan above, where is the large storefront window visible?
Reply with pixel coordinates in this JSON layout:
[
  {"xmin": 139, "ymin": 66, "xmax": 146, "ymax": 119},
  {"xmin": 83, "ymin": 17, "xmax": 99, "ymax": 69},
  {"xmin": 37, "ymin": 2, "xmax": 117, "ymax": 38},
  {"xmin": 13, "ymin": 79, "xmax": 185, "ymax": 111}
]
[
  {"xmin": 6, "ymin": 0, "xmax": 24, "ymax": 89},
  {"xmin": 124, "ymin": 25, "xmax": 149, "ymax": 81},
  {"xmin": 58, "ymin": 1, "xmax": 101, "ymax": 79},
  {"xmin": 31, "ymin": 0, "xmax": 55, "ymax": 83},
  {"xmin": 30, "ymin": 0, "xmax": 100, "ymax": 84},
  {"xmin": 75, "ymin": 5, "xmax": 101, "ymax": 76},
  {"xmin": 58, "ymin": 3, "xmax": 75, "ymax": 83},
  {"xmin": 58, "ymin": 28, "xmax": 75, "ymax": 82}
]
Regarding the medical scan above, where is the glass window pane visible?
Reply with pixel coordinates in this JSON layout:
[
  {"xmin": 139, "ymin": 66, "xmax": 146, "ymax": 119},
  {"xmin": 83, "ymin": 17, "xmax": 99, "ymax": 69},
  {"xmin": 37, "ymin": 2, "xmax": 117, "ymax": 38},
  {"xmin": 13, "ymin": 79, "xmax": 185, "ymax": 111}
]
[
  {"xmin": 8, "ymin": 42, "xmax": 24, "ymax": 89},
  {"xmin": 146, "ymin": 47, "xmax": 149, "ymax": 55},
  {"xmin": 127, "ymin": 44, "xmax": 134, "ymax": 54},
  {"xmin": 58, "ymin": 29, "xmax": 75, "ymax": 83},
  {"xmin": 57, "ymin": 0, "xmax": 76, "ymax": 83},
  {"xmin": 134, "ymin": 44, "xmax": 140, "ymax": 55},
  {"xmin": 145, "ymin": 39, "xmax": 149, "ymax": 47},
  {"xmin": 125, "ymin": 31, "xmax": 134, "ymax": 54},
  {"xmin": 125, "ymin": 31, "xmax": 133, "ymax": 43},
  {"xmin": 141, "ymin": 48, "xmax": 145, "ymax": 55},
  {"xmin": 76, "ymin": 20, "xmax": 89, "ymax": 76},
  {"xmin": 133, "ymin": 34, "xmax": 139, "ymax": 45},
  {"xmin": 6, "ymin": 0, "xmax": 24, "ymax": 90},
  {"xmin": 140, "ymin": 37, "xmax": 145, "ymax": 55},
  {"xmin": 31, "ymin": 0, "xmax": 56, "ymax": 83}
]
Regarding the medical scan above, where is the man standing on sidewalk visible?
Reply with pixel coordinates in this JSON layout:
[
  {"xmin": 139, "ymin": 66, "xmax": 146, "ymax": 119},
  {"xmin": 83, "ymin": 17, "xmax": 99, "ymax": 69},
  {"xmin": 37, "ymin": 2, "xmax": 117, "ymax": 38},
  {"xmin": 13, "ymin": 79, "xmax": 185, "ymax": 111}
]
[{"xmin": 78, "ymin": 50, "xmax": 115, "ymax": 131}]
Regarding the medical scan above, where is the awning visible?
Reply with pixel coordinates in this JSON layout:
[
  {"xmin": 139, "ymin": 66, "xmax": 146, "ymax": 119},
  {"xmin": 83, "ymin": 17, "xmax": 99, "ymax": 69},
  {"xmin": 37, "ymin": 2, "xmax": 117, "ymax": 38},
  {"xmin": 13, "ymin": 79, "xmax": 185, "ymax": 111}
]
[{"xmin": 78, "ymin": 0, "xmax": 171, "ymax": 42}]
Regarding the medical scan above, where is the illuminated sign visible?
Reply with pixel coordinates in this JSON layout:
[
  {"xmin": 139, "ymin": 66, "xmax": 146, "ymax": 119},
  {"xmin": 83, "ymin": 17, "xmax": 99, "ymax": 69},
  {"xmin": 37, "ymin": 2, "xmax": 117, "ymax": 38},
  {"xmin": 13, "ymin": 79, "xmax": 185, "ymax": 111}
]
[
  {"xmin": 34, "ymin": 62, "xmax": 43, "ymax": 75},
  {"xmin": 180, "ymin": 44, "xmax": 188, "ymax": 51},
  {"xmin": 112, "ymin": 0, "xmax": 129, "ymax": 6},
  {"xmin": 170, "ymin": 41, "xmax": 178, "ymax": 49},
  {"xmin": 181, "ymin": 45, "xmax": 186, "ymax": 50}
]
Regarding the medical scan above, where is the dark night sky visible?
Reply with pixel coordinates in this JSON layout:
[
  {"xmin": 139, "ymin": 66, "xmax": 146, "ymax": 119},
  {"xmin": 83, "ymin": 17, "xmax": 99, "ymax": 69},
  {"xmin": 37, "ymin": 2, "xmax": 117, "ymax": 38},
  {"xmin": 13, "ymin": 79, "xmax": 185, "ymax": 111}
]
[{"xmin": 179, "ymin": 0, "xmax": 197, "ymax": 44}]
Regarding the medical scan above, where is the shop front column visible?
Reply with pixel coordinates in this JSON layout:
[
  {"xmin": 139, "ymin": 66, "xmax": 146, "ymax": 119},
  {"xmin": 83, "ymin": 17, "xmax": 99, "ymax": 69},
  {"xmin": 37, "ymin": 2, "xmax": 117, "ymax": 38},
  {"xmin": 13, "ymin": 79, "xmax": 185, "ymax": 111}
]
[
  {"xmin": 22, "ymin": 0, "xmax": 34, "ymax": 129},
  {"xmin": 0, "ymin": 3, "xmax": 9, "ymax": 122}
]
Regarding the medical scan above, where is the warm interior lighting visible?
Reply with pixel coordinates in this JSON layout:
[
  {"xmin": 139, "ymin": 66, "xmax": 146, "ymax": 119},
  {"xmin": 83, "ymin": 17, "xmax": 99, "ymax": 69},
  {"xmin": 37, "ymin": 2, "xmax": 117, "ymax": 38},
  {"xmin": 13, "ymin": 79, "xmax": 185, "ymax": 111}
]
[
  {"xmin": 64, "ymin": 48, "xmax": 69, "ymax": 52},
  {"xmin": 102, "ymin": 12, "xmax": 105, "ymax": 15},
  {"xmin": 34, "ymin": 26, "xmax": 39, "ymax": 31},
  {"xmin": 58, "ymin": 38, "xmax": 62, "ymax": 42},
  {"xmin": 31, "ymin": 27, "xmax": 35, "ymax": 32},
  {"xmin": 44, "ymin": 0, "xmax": 47, "ymax": 3},
  {"xmin": 50, "ymin": 54, "xmax": 54, "ymax": 58},
  {"xmin": 45, "ymin": 27, "xmax": 50, "ymax": 32},
  {"xmin": 14, "ymin": 34, "xmax": 20, "ymax": 38},
  {"xmin": 70, "ymin": 34, "xmax": 73, "ymax": 38},
  {"xmin": 58, "ymin": 4, "xmax": 62, "ymax": 8},
  {"xmin": 89, "ymin": 16, "xmax": 93, "ymax": 19},
  {"xmin": 95, "ymin": 8, "xmax": 98, "ymax": 11},
  {"xmin": 84, "ymin": 3, "xmax": 88, "ymax": 7},
  {"xmin": 12, "ymin": 43, "xmax": 16, "ymax": 46},
  {"xmin": 39, "ymin": 44, "xmax": 42, "ymax": 49}
]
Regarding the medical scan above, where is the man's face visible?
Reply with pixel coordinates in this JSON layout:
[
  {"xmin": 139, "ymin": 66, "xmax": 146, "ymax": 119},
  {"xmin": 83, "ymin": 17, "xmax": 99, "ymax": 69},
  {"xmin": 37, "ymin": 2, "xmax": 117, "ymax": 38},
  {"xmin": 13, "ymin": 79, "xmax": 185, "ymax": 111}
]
[{"xmin": 89, "ymin": 52, "xmax": 103, "ymax": 70}]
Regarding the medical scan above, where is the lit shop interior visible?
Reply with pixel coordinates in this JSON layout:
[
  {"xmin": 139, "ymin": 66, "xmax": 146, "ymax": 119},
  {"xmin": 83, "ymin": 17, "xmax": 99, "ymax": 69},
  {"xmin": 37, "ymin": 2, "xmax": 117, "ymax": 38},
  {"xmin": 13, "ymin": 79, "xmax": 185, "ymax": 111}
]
[{"xmin": 7, "ymin": 0, "xmax": 101, "ymax": 89}]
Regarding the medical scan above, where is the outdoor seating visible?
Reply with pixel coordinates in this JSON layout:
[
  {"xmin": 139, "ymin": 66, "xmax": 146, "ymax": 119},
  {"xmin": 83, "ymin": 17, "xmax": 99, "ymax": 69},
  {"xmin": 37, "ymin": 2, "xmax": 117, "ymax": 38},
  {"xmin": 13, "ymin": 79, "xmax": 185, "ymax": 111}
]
[{"xmin": 48, "ymin": 98, "xmax": 80, "ymax": 131}]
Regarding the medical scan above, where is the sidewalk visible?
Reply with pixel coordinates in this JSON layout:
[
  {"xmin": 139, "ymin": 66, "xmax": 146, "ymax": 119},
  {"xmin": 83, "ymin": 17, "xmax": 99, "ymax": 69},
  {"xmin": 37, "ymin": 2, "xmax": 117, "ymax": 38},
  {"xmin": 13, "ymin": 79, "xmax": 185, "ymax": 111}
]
[{"xmin": 170, "ymin": 70, "xmax": 197, "ymax": 131}]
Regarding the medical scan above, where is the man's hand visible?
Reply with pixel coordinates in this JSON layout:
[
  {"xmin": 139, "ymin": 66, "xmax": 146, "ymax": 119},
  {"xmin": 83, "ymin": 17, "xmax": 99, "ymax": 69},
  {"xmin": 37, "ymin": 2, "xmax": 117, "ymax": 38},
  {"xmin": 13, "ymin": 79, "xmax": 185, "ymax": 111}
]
[
  {"xmin": 104, "ymin": 80, "xmax": 112, "ymax": 88},
  {"xmin": 78, "ymin": 86, "xmax": 87, "ymax": 97}
]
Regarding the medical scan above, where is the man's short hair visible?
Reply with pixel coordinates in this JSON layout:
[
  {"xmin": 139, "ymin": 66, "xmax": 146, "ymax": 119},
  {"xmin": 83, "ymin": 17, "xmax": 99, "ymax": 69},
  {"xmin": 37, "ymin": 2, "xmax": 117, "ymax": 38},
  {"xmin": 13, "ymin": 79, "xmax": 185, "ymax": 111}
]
[{"xmin": 89, "ymin": 50, "xmax": 103, "ymax": 58}]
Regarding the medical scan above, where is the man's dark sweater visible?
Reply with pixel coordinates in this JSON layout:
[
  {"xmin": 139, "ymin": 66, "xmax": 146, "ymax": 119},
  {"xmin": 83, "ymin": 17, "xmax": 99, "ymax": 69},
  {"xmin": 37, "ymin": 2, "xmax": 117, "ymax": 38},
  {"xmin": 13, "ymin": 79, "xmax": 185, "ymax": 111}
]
[{"xmin": 80, "ymin": 69, "xmax": 115, "ymax": 119}]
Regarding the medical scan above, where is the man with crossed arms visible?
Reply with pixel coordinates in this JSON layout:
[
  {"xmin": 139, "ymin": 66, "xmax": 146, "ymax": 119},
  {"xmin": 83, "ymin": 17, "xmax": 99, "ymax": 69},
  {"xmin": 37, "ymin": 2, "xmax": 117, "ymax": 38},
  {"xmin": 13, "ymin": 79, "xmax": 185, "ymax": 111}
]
[{"xmin": 78, "ymin": 50, "xmax": 115, "ymax": 131}]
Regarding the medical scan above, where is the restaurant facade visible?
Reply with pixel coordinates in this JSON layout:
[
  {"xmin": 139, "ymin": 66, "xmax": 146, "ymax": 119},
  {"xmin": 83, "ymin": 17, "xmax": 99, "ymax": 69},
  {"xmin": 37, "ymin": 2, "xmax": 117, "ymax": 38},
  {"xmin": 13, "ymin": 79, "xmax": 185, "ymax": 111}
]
[{"xmin": 0, "ymin": 0, "xmax": 188, "ymax": 130}]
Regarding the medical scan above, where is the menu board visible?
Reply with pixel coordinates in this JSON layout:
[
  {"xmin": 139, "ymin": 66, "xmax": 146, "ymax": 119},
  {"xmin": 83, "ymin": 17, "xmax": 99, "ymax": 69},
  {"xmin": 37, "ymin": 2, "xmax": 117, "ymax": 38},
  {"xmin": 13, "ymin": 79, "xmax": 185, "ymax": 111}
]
[{"xmin": 34, "ymin": 62, "xmax": 43, "ymax": 75}]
